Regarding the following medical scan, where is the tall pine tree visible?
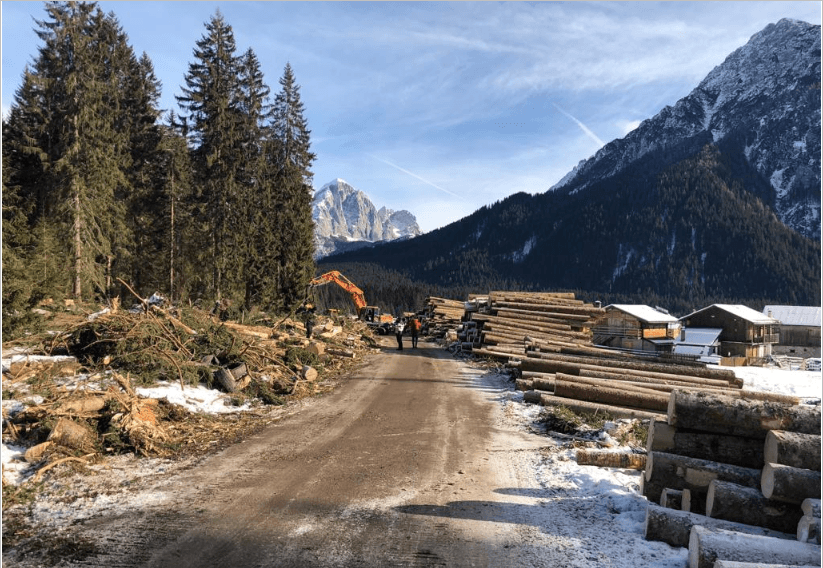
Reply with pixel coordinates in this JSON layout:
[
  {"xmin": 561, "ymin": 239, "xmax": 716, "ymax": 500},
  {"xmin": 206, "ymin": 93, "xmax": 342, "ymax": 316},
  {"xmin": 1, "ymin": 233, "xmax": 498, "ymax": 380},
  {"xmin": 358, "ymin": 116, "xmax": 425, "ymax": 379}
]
[
  {"xmin": 270, "ymin": 63, "xmax": 316, "ymax": 309},
  {"xmin": 5, "ymin": 2, "xmax": 140, "ymax": 301},
  {"xmin": 176, "ymin": 10, "xmax": 244, "ymax": 302}
]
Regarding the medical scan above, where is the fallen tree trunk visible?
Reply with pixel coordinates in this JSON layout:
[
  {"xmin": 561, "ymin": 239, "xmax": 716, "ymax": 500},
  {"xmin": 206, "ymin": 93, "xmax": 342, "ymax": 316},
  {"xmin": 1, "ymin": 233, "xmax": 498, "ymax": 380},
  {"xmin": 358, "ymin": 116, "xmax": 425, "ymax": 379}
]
[
  {"xmin": 764, "ymin": 430, "xmax": 821, "ymax": 471},
  {"xmin": 528, "ymin": 391, "xmax": 665, "ymax": 421},
  {"xmin": 667, "ymin": 391, "xmax": 821, "ymax": 439},
  {"xmin": 687, "ymin": 525, "xmax": 822, "ymax": 568},
  {"xmin": 798, "ymin": 515, "xmax": 821, "ymax": 544},
  {"xmin": 555, "ymin": 377, "xmax": 669, "ymax": 412},
  {"xmin": 643, "ymin": 504, "xmax": 794, "ymax": 549},
  {"xmin": 761, "ymin": 463, "xmax": 821, "ymax": 504},
  {"xmin": 713, "ymin": 561, "xmax": 819, "ymax": 568},
  {"xmin": 575, "ymin": 449, "xmax": 647, "ymax": 470},
  {"xmin": 647, "ymin": 419, "xmax": 765, "ymax": 469},
  {"xmin": 706, "ymin": 479, "xmax": 804, "ymax": 534},
  {"xmin": 660, "ymin": 488, "xmax": 683, "ymax": 510},
  {"xmin": 801, "ymin": 498, "xmax": 821, "ymax": 518},
  {"xmin": 643, "ymin": 451, "xmax": 761, "ymax": 512},
  {"xmin": 527, "ymin": 351, "xmax": 738, "ymax": 382}
]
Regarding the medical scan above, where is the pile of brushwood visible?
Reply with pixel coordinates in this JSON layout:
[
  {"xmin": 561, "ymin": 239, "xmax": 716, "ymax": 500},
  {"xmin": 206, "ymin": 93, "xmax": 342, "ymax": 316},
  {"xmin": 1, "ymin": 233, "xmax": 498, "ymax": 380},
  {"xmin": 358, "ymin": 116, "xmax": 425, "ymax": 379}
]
[{"xmin": 2, "ymin": 299, "xmax": 376, "ymax": 483}]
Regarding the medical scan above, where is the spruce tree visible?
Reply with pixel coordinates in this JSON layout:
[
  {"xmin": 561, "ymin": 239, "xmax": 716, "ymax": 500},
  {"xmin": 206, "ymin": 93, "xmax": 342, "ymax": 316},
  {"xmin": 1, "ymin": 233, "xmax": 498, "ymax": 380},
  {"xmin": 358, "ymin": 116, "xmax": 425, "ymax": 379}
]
[
  {"xmin": 176, "ymin": 10, "xmax": 244, "ymax": 302},
  {"xmin": 270, "ymin": 63, "xmax": 316, "ymax": 309}
]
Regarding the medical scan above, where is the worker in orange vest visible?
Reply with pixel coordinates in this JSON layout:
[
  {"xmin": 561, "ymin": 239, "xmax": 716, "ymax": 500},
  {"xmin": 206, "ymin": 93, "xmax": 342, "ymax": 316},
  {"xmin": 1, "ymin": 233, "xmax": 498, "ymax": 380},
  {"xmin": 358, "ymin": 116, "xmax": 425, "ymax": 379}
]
[{"xmin": 409, "ymin": 316, "xmax": 421, "ymax": 348}]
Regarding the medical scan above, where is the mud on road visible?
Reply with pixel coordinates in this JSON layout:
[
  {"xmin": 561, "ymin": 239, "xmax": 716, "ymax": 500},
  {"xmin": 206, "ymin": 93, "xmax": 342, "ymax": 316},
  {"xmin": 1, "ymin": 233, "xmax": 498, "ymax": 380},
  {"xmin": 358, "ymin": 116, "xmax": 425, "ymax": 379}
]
[{"xmin": 5, "ymin": 337, "xmax": 568, "ymax": 567}]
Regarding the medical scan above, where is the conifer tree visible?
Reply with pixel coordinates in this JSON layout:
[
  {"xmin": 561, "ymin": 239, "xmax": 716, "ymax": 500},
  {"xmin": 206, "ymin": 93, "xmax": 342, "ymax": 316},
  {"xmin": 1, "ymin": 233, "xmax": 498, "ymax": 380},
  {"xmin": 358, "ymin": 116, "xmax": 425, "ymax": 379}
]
[
  {"xmin": 270, "ymin": 63, "xmax": 316, "ymax": 309},
  {"xmin": 235, "ymin": 48, "xmax": 274, "ymax": 310},
  {"xmin": 176, "ymin": 10, "xmax": 244, "ymax": 302},
  {"xmin": 6, "ymin": 2, "xmax": 139, "ymax": 301}
]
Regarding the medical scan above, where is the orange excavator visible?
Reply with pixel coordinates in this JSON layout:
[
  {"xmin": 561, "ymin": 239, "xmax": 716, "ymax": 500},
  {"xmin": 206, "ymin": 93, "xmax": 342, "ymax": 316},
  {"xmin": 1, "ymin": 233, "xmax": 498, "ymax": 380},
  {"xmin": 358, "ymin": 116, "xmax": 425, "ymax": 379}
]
[{"xmin": 307, "ymin": 271, "xmax": 395, "ymax": 333}]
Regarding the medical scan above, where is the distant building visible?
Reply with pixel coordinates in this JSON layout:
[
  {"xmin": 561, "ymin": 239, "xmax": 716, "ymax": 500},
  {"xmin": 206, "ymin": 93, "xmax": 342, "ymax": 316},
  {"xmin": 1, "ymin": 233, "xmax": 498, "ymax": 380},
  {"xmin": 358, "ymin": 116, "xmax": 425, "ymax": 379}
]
[
  {"xmin": 672, "ymin": 328, "xmax": 723, "ymax": 363},
  {"xmin": 593, "ymin": 304, "xmax": 681, "ymax": 353},
  {"xmin": 762, "ymin": 305, "xmax": 821, "ymax": 349},
  {"xmin": 679, "ymin": 304, "xmax": 779, "ymax": 359}
]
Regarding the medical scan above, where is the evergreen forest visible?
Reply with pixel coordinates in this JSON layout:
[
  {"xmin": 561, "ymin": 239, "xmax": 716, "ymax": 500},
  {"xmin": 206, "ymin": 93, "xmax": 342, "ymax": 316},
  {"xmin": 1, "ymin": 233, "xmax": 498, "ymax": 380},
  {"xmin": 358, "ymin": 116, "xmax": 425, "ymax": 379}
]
[
  {"xmin": 321, "ymin": 141, "xmax": 821, "ymax": 317},
  {"xmin": 3, "ymin": 2, "xmax": 317, "ymax": 337}
]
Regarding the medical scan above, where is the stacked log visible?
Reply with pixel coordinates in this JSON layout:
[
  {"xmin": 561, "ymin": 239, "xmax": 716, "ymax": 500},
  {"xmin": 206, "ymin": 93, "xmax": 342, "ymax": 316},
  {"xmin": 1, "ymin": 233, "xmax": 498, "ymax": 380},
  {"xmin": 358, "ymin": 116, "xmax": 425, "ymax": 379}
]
[
  {"xmin": 643, "ymin": 389, "xmax": 822, "ymax": 563},
  {"xmin": 423, "ymin": 296, "xmax": 466, "ymax": 338}
]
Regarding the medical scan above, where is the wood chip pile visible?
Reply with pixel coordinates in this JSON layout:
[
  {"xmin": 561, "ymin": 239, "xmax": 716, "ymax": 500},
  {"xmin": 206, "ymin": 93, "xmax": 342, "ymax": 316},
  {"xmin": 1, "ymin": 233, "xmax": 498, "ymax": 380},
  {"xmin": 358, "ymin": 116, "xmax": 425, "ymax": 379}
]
[{"xmin": 642, "ymin": 390, "xmax": 821, "ymax": 567}]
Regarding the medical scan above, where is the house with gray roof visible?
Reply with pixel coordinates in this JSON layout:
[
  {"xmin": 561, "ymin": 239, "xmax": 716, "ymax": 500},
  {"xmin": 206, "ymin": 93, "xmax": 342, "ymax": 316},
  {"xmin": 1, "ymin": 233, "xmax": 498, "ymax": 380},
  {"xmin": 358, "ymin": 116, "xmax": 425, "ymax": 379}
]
[
  {"xmin": 763, "ymin": 305, "xmax": 821, "ymax": 351},
  {"xmin": 679, "ymin": 304, "xmax": 780, "ymax": 359}
]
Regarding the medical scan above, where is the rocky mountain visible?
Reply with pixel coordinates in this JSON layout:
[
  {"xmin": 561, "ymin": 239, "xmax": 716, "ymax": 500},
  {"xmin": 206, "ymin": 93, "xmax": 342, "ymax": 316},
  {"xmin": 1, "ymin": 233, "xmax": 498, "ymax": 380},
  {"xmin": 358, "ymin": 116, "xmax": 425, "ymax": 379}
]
[
  {"xmin": 553, "ymin": 18, "xmax": 821, "ymax": 240},
  {"xmin": 312, "ymin": 179, "xmax": 421, "ymax": 258},
  {"xmin": 319, "ymin": 19, "xmax": 821, "ymax": 312}
]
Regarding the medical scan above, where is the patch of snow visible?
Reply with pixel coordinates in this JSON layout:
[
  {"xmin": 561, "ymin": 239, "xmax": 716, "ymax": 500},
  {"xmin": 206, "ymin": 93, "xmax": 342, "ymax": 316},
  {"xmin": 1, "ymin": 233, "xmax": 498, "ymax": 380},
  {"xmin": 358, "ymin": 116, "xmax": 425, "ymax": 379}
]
[
  {"xmin": 135, "ymin": 382, "xmax": 253, "ymax": 414},
  {"xmin": 724, "ymin": 365, "xmax": 822, "ymax": 400}
]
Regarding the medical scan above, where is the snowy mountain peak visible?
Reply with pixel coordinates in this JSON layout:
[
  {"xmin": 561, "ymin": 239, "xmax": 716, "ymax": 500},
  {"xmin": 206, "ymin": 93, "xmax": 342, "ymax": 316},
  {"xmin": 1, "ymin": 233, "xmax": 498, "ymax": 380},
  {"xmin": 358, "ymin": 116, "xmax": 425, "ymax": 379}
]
[
  {"xmin": 550, "ymin": 18, "xmax": 820, "ymax": 239},
  {"xmin": 313, "ymin": 179, "xmax": 422, "ymax": 258}
]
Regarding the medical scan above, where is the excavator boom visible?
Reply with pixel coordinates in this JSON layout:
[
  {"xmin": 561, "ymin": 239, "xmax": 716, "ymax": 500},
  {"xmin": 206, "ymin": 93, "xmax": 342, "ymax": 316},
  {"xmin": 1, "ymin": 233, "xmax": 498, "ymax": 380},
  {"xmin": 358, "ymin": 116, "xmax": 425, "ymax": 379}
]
[{"xmin": 308, "ymin": 271, "xmax": 367, "ymax": 311}]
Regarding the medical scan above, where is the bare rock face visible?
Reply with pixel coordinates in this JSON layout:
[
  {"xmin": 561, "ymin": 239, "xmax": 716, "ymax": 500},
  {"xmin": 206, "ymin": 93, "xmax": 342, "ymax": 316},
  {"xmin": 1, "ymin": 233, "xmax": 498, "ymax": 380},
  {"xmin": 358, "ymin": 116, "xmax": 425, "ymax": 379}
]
[{"xmin": 312, "ymin": 179, "xmax": 421, "ymax": 258}]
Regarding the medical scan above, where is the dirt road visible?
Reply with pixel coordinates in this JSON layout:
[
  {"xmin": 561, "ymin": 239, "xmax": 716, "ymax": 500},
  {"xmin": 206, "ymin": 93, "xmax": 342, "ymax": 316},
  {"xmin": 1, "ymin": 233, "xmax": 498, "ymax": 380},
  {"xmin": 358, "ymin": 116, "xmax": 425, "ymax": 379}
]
[{"xmin": 62, "ymin": 338, "xmax": 558, "ymax": 567}]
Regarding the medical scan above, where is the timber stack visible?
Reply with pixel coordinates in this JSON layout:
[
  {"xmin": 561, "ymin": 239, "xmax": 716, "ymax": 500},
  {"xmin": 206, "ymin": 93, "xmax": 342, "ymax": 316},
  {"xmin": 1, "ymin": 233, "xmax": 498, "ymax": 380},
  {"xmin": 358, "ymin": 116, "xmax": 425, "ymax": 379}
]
[
  {"xmin": 423, "ymin": 296, "xmax": 466, "ymax": 340},
  {"xmin": 464, "ymin": 291, "xmax": 748, "ymax": 421},
  {"xmin": 643, "ymin": 390, "xmax": 821, "ymax": 567}
]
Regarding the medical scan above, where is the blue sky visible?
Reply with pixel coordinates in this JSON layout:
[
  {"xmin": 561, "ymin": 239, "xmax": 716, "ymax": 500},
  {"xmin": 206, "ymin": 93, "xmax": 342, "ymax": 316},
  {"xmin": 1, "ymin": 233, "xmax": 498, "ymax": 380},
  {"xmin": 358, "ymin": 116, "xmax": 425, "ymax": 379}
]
[{"xmin": 2, "ymin": 2, "xmax": 820, "ymax": 232}]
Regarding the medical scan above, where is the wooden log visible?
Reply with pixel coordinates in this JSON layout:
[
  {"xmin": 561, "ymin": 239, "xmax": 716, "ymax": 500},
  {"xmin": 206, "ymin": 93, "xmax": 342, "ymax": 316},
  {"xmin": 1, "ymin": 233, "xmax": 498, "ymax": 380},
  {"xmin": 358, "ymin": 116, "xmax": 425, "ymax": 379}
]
[
  {"xmin": 533, "ymin": 391, "xmax": 666, "ymax": 422},
  {"xmin": 515, "ymin": 378, "xmax": 533, "ymax": 391},
  {"xmin": 643, "ymin": 451, "xmax": 761, "ymax": 512},
  {"xmin": 706, "ymin": 480, "xmax": 804, "ymax": 534},
  {"xmin": 647, "ymin": 419, "xmax": 765, "ymax": 470},
  {"xmin": 581, "ymin": 368, "xmax": 741, "ymax": 391},
  {"xmin": 60, "ymin": 396, "xmax": 108, "ymax": 414},
  {"xmin": 555, "ymin": 377, "xmax": 670, "ymax": 412},
  {"xmin": 575, "ymin": 449, "xmax": 647, "ymax": 470},
  {"xmin": 522, "ymin": 390, "xmax": 543, "ymax": 404},
  {"xmin": 797, "ymin": 515, "xmax": 821, "ymax": 544},
  {"xmin": 531, "ymin": 377, "xmax": 555, "ymax": 392},
  {"xmin": 801, "ymin": 498, "xmax": 821, "ymax": 518},
  {"xmin": 714, "ymin": 561, "xmax": 818, "ymax": 568},
  {"xmin": 555, "ymin": 373, "xmax": 672, "ymax": 397},
  {"xmin": 668, "ymin": 391, "xmax": 821, "ymax": 439},
  {"xmin": 215, "ymin": 367, "xmax": 237, "ymax": 392},
  {"xmin": 24, "ymin": 441, "xmax": 53, "ymax": 463},
  {"xmin": 764, "ymin": 431, "xmax": 821, "ymax": 471},
  {"xmin": 687, "ymin": 525, "xmax": 822, "ymax": 568},
  {"xmin": 761, "ymin": 463, "xmax": 821, "ymax": 504},
  {"xmin": 47, "ymin": 418, "xmax": 97, "ymax": 452},
  {"xmin": 643, "ymin": 504, "xmax": 795, "ymax": 549},
  {"xmin": 660, "ymin": 488, "xmax": 683, "ymax": 510},
  {"xmin": 527, "ymin": 351, "xmax": 738, "ymax": 382},
  {"xmin": 681, "ymin": 488, "xmax": 701, "ymax": 513}
]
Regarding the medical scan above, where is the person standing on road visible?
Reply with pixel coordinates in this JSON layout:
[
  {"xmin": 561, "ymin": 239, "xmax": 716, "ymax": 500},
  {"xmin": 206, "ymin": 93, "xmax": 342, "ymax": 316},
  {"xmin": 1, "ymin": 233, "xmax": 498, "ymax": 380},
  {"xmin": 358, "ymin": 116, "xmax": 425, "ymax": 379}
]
[
  {"xmin": 409, "ymin": 316, "xmax": 420, "ymax": 348},
  {"xmin": 395, "ymin": 317, "xmax": 405, "ymax": 350}
]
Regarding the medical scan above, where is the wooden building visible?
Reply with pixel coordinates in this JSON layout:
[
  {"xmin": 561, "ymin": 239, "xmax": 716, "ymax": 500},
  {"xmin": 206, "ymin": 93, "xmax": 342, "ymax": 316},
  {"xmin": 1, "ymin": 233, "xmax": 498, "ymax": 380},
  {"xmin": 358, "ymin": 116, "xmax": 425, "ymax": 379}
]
[
  {"xmin": 679, "ymin": 304, "xmax": 779, "ymax": 359},
  {"xmin": 762, "ymin": 305, "xmax": 821, "ymax": 349},
  {"xmin": 593, "ymin": 304, "xmax": 681, "ymax": 353}
]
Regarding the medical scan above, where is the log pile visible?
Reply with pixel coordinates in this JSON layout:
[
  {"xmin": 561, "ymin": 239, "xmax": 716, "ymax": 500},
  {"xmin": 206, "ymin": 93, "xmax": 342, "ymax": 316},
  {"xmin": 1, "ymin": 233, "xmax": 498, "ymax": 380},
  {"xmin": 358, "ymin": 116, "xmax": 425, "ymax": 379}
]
[
  {"xmin": 455, "ymin": 290, "xmax": 780, "ymax": 420},
  {"xmin": 422, "ymin": 296, "xmax": 466, "ymax": 339},
  {"xmin": 643, "ymin": 389, "xmax": 822, "ymax": 564}
]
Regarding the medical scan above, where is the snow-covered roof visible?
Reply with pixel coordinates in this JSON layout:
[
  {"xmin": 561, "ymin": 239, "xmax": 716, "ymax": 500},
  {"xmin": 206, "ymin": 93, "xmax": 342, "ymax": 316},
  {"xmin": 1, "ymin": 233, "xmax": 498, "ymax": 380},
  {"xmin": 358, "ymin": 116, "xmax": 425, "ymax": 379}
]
[
  {"xmin": 763, "ymin": 305, "xmax": 822, "ymax": 327},
  {"xmin": 678, "ymin": 328, "xmax": 723, "ymax": 346},
  {"xmin": 606, "ymin": 304, "xmax": 679, "ymax": 324},
  {"xmin": 681, "ymin": 304, "xmax": 779, "ymax": 325}
]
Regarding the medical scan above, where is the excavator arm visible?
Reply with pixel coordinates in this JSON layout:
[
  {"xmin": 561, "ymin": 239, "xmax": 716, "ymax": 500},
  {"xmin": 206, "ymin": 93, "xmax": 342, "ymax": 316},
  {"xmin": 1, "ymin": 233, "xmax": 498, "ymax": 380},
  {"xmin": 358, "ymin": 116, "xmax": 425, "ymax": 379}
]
[{"xmin": 308, "ymin": 271, "xmax": 367, "ymax": 312}]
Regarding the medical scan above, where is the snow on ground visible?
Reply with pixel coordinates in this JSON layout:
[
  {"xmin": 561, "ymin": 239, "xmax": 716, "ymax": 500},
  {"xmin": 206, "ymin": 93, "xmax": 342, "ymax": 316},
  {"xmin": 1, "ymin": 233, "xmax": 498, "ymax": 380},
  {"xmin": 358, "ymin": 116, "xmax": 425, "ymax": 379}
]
[
  {"xmin": 2, "ymin": 350, "xmax": 821, "ymax": 566},
  {"xmin": 728, "ymin": 365, "xmax": 822, "ymax": 400}
]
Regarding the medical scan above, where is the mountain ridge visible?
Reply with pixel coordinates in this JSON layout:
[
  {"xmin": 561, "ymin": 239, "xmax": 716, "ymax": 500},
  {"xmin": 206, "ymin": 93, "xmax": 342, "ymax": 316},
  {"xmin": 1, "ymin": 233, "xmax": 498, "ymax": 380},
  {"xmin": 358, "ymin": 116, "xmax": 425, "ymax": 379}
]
[{"xmin": 312, "ymin": 179, "xmax": 421, "ymax": 258}]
